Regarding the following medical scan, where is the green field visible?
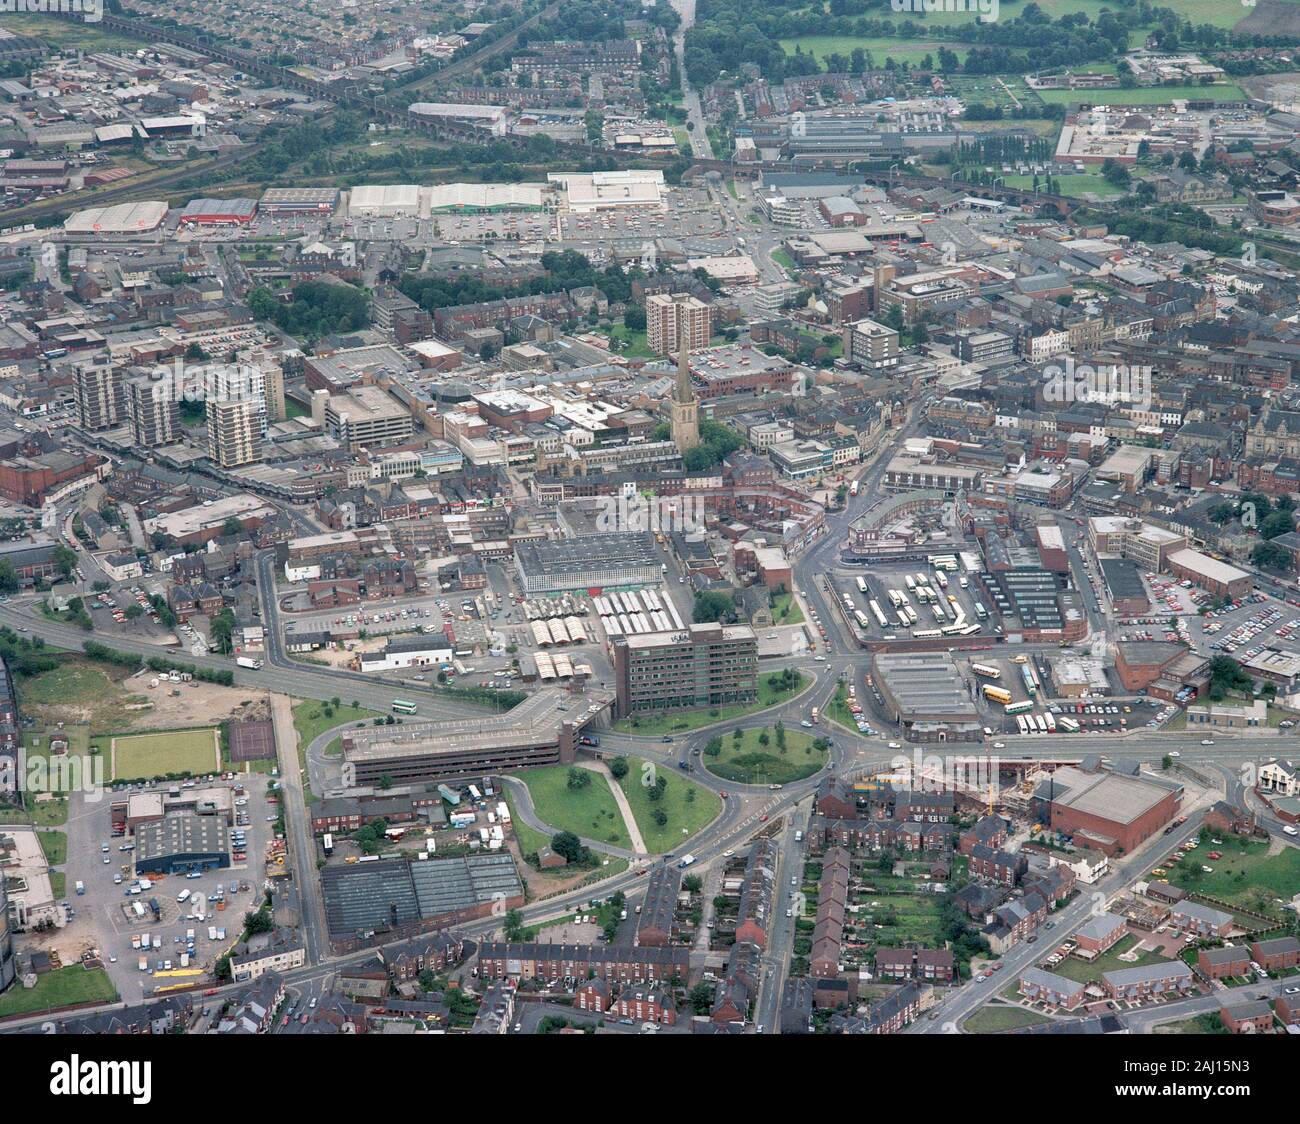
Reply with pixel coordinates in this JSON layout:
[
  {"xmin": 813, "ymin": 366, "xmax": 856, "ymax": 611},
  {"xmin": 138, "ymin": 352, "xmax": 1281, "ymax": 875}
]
[
  {"xmin": 825, "ymin": 683, "xmax": 861, "ymax": 734},
  {"xmin": 603, "ymin": 322, "xmax": 656, "ymax": 359},
  {"xmin": 1047, "ymin": 935, "xmax": 1174, "ymax": 984},
  {"xmin": 704, "ymin": 725, "xmax": 826, "ymax": 786},
  {"xmin": 111, "ymin": 727, "xmax": 218, "ymax": 781},
  {"xmin": 1167, "ymin": 839, "xmax": 1300, "ymax": 916},
  {"xmin": 779, "ymin": 35, "xmax": 973, "ymax": 69},
  {"xmin": 37, "ymin": 829, "xmax": 66, "ymax": 867},
  {"xmin": 1027, "ymin": 81, "xmax": 1246, "ymax": 106},
  {"xmin": 964, "ymin": 1004, "xmax": 1054, "ymax": 1033},
  {"xmin": 0, "ymin": 13, "xmax": 150, "ymax": 51},
  {"xmin": 863, "ymin": 892, "xmax": 946, "ymax": 946},
  {"xmin": 614, "ymin": 756, "xmax": 722, "ymax": 853},
  {"xmin": 1003, "ymin": 172, "xmax": 1125, "ymax": 198},
  {"xmin": 16, "ymin": 727, "xmax": 97, "ymax": 825},
  {"xmin": 292, "ymin": 700, "xmax": 382, "ymax": 749},
  {"xmin": 512, "ymin": 765, "xmax": 632, "ymax": 850},
  {"xmin": 613, "ymin": 670, "xmax": 809, "ymax": 735},
  {"xmin": 0, "ymin": 965, "xmax": 118, "ymax": 1019}
]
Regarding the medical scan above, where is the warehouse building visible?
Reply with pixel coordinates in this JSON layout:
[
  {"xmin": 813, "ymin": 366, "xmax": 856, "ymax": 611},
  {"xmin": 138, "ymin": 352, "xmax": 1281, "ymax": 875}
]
[
  {"xmin": 321, "ymin": 854, "xmax": 524, "ymax": 952},
  {"xmin": 259, "ymin": 187, "xmax": 340, "ymax": 214},
  {"xmin": 358, "ymin": 634, "xmax": 454, "ymax": 673},
  {"xmin": 870, "ymin": 651, "xmax": 982, "ymax": 743},
  {"xmin": 349, "ymin": 184, "xmax": 421, "ymax": 217},
  {"xmin": 1034, "ymin": 765, "xmax": 1181, "ymax": 856},
  {"xmin": 514, "ymin": 532, "xmax": 661, "ymax": 594},
  {"xmin": 427, "ymin": 183, "xmax": 549, "ymax": 212},
  {"xmin": 612, "ymin": 622, "xmax": 757, "ymax": 719},
  {"xmin": 1166, "ymin": 548, "xmax": 1252, "ymax": 600},
  {"xmin": 64, "ymin": 200, "xmax": 168, "ymax": 234},
  {"xmin": 179, "ymin": 197, "xmax": 258, "ymax": 225},
  {"xmin": 134, "ymin": 812, "xmax": 230, "ymax": 875},
  {"xmin": 341, "ymin": 687, "xmax": 612, "ymax": 786}
]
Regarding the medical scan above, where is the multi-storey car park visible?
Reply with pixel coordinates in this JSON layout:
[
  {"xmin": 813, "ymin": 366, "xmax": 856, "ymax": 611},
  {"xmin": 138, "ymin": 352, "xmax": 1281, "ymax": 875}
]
[{"xmin": 340, "ymin": 687, "xmax": 614, "ymax": 787}]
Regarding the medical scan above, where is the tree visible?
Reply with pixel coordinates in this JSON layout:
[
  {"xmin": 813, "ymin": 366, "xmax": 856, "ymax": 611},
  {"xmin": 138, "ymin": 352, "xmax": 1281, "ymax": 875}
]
[
  {"xmin": 688, "ymin": 982, "xmax": 715, "ymax": 1014},
  {"xmin": 704, "ymin": 736, "xmax": 722, "ymax": 757},
  {"xmin": 609, "ymin": 756, "xmax": 629, "ymax": 780},
  {"xmin": 693, "ymin": 590, "xmax": 736, "ymax": 624},
  {"xmin": 1252, "ymin": 541, "xmax": 1291, "ymax": 571},
  {"xmin": 551, "ymin": 831, "xmax": 587, "ymax": 864},
  {"xmin": 567, "ymin": 766, "xmax": 592, "ymax": 790},
  {"xmin": 210, "ymin": 608, "xmax": 237, "ymax": 655},
  {"xmin": 503, "ymin": 908, "xmax": 526, "ymax": 941},
  {"xmin": 52, "ymin": 544, "xmax": 76, "ymax": 579},
  {"xmin": 624, "ymin": 305, "xmax": 646, "ymax": 331}
]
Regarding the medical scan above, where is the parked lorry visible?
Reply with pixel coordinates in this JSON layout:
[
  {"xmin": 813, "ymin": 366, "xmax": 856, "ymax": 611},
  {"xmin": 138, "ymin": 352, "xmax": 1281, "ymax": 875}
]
[
  {"xmin": 236, "ymin": 657, "xmax": 264, "ymax": 670},
  {"xmin": 74, "ymin": 880, "xmax": 85, "ymax": 895},
  {"xmin": 678, "ymin": 854, "xmax": 696, "ymax": 868}
]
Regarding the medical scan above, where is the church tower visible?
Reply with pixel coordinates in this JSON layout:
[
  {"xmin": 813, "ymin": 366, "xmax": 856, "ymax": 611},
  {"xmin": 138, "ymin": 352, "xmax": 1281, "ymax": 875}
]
[{"xmin": 670, "ymin": 328, "xmax": 700, "ymax": 454}]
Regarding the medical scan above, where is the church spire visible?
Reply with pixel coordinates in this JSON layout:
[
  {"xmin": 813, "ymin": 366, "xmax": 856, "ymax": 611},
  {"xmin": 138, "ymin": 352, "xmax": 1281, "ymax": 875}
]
[{"xmin": 675, "ymin": 326, "xmax": 694, "ymax": 405}]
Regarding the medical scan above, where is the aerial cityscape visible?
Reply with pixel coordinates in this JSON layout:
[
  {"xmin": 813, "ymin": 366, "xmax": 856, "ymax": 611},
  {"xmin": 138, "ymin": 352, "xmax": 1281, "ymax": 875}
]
[{"xmin": 0, "ymin": 0, "xmax": 1297, "ymax": 1072}]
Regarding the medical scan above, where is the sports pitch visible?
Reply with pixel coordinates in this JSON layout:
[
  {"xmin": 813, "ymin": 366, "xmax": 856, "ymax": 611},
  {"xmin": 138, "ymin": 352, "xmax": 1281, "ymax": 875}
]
[{"xmin": 111, "ymin": 727, "xmax": 220, "ymax": 780}]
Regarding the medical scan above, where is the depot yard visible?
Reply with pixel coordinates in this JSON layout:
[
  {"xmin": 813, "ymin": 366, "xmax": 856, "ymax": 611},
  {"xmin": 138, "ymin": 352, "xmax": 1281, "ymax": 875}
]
[
  {"xmin": 704, "ymin": 726, "xmax": 826, "ymax": 786},
  {"xmin": 111, "ymin": 727, "xmax": 220, "ymax": 782}
]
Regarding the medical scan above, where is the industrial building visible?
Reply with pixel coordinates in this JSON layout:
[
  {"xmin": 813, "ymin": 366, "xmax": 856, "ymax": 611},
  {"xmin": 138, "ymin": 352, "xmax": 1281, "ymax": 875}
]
[
  {"xmin": 348, "ymin": 184, "xmax": 421, "ymax": 217},
  {"xmin": 546, "ymin": 169, "xmax": 667, "ymax": 212},
  {"xmin": 321, "ymin": 853, "xmax": 524, "ymax": 951},
  {"xmin": 340, "ymin": 687, "xmax": 612, "ymax": 786},
  {"xmin": 870, "ymin": 651, "xmax": 982, "ymax": 743},
  {"xmin": 133, "ymin": 812, "xmax": 231, "ymax": 875},
  {"xmin": 612, "ymin": 622, "xmax": 758, "ymax": 719},
  {"xmin": 259, "ymin": 187, "xmax": 340, "ymax": 214},
  {"xmin": 63, "ymin": 200, "xmax": 168, "ymax": 234},
  {"xmin": 1166, "ymin": 548, "xmax": 1252, "ymax": 599},
  {"xmin": 514, "ymin": 533, "xmax": 661, "ymax": 594},
  {"xmin": 0, "ymin": 874, "xmax": 15, "ymax": 993},
  {"xmin": 178, "ymin": 197, "xmax": 258, "ymax": 225},
  {"xmin": 1035, "ymin": 765, "xmax": 1181, "ymax": 856}
]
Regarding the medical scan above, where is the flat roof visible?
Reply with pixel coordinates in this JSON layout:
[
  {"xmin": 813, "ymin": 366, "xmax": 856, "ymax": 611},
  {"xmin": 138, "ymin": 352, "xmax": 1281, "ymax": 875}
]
[
  {"xmin": 1045, "ymin": 767, "xmax": 1176, "ymax": 826},
  {"xmin": 343, "ymin": 687, "xmax": 612, "ymax": 764},
  {"xmin": 1167, "ymin": 548, "xmax": 1249, "ymax": 586}
]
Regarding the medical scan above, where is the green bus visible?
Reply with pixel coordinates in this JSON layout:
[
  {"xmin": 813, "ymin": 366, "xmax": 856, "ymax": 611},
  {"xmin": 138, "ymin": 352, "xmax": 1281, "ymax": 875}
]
[{"xmin": 391, "ymin": 699, "xmax": 418, "ymax": 715}]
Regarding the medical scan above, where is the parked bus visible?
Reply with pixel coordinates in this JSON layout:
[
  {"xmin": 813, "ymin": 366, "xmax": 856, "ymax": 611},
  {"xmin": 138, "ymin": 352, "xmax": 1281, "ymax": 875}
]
[
  {"xmin": 1034, "ymin": 714, "xmax": 1049, "ymax": 734},
  {"xmin": 322, "ymin": 833, "xmax": 334, "ymax": 856},
  {"xmin": 959, "ymin": 623, "xmax": 981, "ymax": 635},
  {"xmin": 1015, "ymin": 715, "xmax": 1031, "ymax": 735},
  {"xmin": 904, "ymin": 576, "xmax": 916, "ymax": 592},
  {"xmin": 974, "ymin": 602, "xmax": 989, "ymax": 621},
  {"xmin": 870, "ymin": 600, "xmax": 889, "ymax": 628},
  {"xmin": 914, "ymin": 629, "xmax": 942, "ymax": 639},
  {"xmin": 1020, "ymin": 664, "xmax": 1037, "ymax": 696},
  {"xmin": 1057, "ymin": 715, "xmax": 1080, "ymax": 733},
  {"xmin": 971, "ymin": 663, "xmax": 1001, "ymax": 679},
  {"xmin": 896, "ymin": 611, "xmax": 910, "ymax": 630},
  {"xmin": 856, "ymin": 576, "xmax": 868, "ymax": 594},
  {"xmin": 935, "ymin": 572, "xmax": 949, "ymax": 590},
  {"xmin": 1005, "ymin": 701, "xmax": 1034, "ymax": 716},
  {"xmin": 904, "ymin": 606, "xmax": 918, "ymax": 626},
  {"xmin": 982, "ymin": 685, "xmax": 1012, "ymax": 705},
  {"xmin": 391, "ymin": 699, "xmax": 418, "ymax": 714},
  {"xmin": 854, "ymin": 610, "xmax": 871, "ymax": 630},
  {"xmin": 1044, "ymin": 712, "xmax": 1057, "ymax": 733}
]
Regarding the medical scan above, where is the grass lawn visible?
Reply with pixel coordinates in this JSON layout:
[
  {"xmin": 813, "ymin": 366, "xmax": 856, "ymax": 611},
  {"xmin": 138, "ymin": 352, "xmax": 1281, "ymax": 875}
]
[
  {"xmin": 17, "ymin": 726, "xmax": 97, "ymax": 825},
  {"xmin": 614, "ymin": 756, "xmax": 722, "ymax": 853},
  {"xmin": 512, "ymin": 765, "xmax": 632, "ymax": 850},
  {"xmin": 770, "ymin": 592, "xmax": 804, "ymax": 626},
  {"xmin": 704, "ymin": 726, "xmax": 826, "ymax": 786},
  {"xmin": 111, "ymin": 727, "xmax": 218, "ymax": 781},
  {"xmin": 825, "ymin": 683, "xmax": 859, "ymax": 734},
  {"xmin": 1167, "ymin": 839, "xmax": 1300, "ymax": 915},
  {"xmin": 0, "ymin": 965, "xmax": 118, "ymax": 1018},
  {"xmin": 1003, "ymin": 172, "xmax": 1126, "ymax": 198},
  {"xmin": 1027, "ymin": 81, "xmax": 1246, "ymax": 105},
  {"xmin": 603, "ymin": 321, "xmax": 657, "ymax": 359},
  {"xmin": 964, "ymin": 1004, "xmax": 1054, "ymax": 1033},
  {"xmin": 614, "ymin": 671, "xmax": 809, "ymax": 736},
  {"xmin": 860, "ymin": 892, "xmax": 946, "ymax": 946},
  {"xmin": 0, "ymin": 13, "xmax": 150, "ymax": 51},
  {"xmin": 292, "ymin": 700, "xmax": 383, "ymax": 749},
  {"xmin": 37, "ymin": 829, "xmax": 66, "ymax": 867},
  {"xmin": 771, "ymin": 248, "xmax": 795, "ymax": 271},
  {"xmin": 779, "ymin": 35, "xmax": 972, "ymax": 69},
  {"xmin": 1048, "ymin": 935, "xmax": 1173, "ymax": 984},
  {"xmin": 16, "ymin": 658, "xmax": 148, "ymax": 732}
]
